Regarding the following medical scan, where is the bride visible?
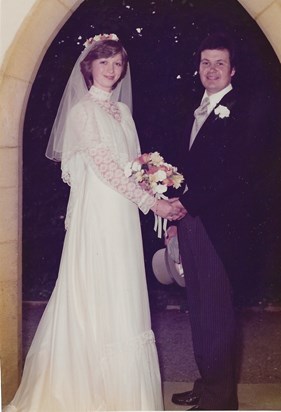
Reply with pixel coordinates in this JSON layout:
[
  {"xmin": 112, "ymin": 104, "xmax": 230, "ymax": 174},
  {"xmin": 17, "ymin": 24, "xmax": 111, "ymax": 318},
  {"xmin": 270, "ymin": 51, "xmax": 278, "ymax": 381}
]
[{"xmin": 4, "ymin": 33, "xmax": 168, "ymax": 411}]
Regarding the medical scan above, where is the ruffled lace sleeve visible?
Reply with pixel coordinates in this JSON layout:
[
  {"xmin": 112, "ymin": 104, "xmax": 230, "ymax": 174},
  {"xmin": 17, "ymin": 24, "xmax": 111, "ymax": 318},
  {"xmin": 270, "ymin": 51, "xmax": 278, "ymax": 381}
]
[{"xmin": 61, "ymin": 96, "xmax": 155, "ymax": 214}]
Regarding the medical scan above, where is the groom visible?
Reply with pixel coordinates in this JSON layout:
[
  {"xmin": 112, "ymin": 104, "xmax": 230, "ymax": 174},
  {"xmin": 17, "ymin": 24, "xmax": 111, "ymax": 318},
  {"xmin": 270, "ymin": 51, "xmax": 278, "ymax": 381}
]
[{"xmin": 162, "ymin": 32, "xmax": 276, "ymax": 410}]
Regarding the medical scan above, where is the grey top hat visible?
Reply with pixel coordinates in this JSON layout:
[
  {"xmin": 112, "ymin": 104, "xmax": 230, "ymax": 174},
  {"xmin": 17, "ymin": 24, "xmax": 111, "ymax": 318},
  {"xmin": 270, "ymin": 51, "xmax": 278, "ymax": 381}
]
[{"xmin": 152, "ymin": 236, "xmax": 185, "ymax": 287}]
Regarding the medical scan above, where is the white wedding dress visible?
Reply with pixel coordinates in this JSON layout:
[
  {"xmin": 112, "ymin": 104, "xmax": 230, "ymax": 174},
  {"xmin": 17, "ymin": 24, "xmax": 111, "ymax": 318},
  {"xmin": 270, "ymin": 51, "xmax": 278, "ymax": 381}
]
[{"xmin": 5, "ymin": 86, "xmax": 163, "ymax": 411}]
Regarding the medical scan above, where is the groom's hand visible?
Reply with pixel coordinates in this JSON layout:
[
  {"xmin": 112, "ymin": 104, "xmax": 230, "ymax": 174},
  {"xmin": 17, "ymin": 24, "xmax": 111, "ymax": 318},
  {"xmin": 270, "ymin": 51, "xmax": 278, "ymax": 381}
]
[
  {"xmin": 151, "ymin": 199, "xmax": 187, "ymax": 221},
  {"xmin": 168, "ymin": 199, "xmax": 187, "ymax": 220}
]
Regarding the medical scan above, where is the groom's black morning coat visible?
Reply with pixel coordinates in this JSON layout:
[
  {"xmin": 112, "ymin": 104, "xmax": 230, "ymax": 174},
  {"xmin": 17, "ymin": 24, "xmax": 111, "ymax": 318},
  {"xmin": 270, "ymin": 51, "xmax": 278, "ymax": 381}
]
[{"xmin": 178, "ymin": 87, "xmax": 278, "ymax": 289}]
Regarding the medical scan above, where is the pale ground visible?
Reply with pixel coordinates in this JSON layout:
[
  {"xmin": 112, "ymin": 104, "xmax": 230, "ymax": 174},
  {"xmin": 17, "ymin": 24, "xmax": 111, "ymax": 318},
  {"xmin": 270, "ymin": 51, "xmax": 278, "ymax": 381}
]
[{"xmin": 23, "ymin": 302, "xmax": 281, "ymax": 411}]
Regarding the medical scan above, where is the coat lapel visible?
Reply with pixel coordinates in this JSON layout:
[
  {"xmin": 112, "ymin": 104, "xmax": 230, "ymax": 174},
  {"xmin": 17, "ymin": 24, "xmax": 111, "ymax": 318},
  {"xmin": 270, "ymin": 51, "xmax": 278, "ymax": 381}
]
[{"xmin": 189, "ymin": 89, "xmax": 237, "ymax": 151}]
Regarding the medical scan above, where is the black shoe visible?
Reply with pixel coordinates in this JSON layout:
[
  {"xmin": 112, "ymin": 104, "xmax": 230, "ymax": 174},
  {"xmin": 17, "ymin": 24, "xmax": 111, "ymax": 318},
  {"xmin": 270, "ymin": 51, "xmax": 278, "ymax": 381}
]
[{"xmin": 172, "ymin": 390, "xmax": 200, "ymax": 406}]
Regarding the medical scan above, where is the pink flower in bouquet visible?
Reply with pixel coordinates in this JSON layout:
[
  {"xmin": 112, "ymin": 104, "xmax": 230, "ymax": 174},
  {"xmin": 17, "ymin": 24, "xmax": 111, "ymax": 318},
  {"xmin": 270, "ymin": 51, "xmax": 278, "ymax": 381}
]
[
  {"xmin": 162, "ymin": 177, "xmax": 174, "ymax": 186},
  {"xmin": 147, "ymin": 165, "xmax": 159, "ymax": 174},
  {"xmin": 138, "ymin": 153, "xmax": 151, "ymax": 164}
]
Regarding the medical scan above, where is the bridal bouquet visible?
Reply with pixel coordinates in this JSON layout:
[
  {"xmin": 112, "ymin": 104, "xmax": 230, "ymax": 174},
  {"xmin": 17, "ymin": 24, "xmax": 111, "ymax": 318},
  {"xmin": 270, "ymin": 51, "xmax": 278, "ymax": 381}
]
[{"xmin": 124, "ymin": 152, "xmax": 184, "ymax": 237}]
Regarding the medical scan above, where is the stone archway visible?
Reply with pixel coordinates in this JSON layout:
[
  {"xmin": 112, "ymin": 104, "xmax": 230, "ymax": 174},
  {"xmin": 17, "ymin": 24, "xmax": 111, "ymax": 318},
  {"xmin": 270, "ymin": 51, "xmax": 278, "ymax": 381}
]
[
  {"xmin": 0, "ymin": 0, "xmax": 84, "ymax": 402},
  {"xmin": 0, "ymin": 0, "xmax": 280, "ymax": 403}
]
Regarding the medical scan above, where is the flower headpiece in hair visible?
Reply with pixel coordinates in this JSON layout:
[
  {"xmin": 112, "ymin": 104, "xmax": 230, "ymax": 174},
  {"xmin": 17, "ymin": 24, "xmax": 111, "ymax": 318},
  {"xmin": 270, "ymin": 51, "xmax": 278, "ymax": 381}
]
[{"xmin": 83, "ymin": 33, "xmax": 119, "ymax": 48}]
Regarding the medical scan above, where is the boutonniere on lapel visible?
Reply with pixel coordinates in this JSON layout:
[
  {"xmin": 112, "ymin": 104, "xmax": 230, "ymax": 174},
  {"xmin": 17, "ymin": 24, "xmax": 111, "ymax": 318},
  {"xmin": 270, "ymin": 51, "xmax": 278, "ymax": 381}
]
[{"xmin": 214, "ymin": 104, "xmax": 230, "ymax": 119}]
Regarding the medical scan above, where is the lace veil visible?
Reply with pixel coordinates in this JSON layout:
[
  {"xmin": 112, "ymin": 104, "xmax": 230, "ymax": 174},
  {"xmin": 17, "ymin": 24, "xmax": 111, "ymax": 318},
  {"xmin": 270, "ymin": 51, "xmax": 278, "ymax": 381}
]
[{"xmin": 45, "ymin": 36, "xmax": 132, "ymax": 162}]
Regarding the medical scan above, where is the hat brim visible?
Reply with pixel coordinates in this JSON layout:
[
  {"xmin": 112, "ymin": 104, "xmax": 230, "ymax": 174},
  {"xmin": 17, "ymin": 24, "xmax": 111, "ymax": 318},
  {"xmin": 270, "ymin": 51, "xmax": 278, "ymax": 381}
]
[{"xmin": 152, "ymin": 248, "xmax": 185, "ymax": 287}]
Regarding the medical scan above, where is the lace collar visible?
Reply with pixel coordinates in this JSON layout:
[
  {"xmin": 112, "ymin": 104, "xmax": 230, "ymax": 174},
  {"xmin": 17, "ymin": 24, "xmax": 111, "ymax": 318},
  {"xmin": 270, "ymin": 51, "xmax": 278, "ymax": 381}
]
[
  {"xmin": 89, "ymin": 86, "xmax": 112, "ymax": 101},
  {"xmin": 89, "ymin": 86, "xmax": 121, "ymax": 122}
]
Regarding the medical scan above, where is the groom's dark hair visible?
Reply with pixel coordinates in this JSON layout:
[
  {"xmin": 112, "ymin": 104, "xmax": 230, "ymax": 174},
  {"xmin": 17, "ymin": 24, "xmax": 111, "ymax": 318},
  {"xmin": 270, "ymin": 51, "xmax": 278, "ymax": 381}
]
[{"xmin": 196, "ymin": 32, "xmax": 237, "ymax": 69}]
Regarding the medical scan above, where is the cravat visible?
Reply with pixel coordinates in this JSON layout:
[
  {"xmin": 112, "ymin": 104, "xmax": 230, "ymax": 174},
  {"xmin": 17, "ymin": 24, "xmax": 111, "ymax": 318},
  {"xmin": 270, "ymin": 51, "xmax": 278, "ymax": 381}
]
[{"xmin": 189, "ymin": 96, "xmax": 210, "ymax": 149}]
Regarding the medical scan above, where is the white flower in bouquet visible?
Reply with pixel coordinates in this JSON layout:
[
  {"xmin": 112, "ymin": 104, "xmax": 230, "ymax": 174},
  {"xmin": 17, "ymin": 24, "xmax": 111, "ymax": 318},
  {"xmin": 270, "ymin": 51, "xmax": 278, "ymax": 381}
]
[
  {"xmin": 150, "ymin": 151, "xmax": 164, "ymax": 166},
  {"xmin": 153, "ymin": 184, "xmax": 168, "ymax": 194}
]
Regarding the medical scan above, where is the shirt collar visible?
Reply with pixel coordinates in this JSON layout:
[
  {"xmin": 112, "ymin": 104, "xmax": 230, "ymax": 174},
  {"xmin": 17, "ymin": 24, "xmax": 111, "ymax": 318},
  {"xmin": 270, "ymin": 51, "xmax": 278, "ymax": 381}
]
[{"xmin": 202, "ymin": 84, "xmax": 233, "ymax": 113}]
